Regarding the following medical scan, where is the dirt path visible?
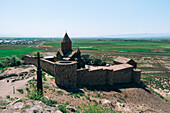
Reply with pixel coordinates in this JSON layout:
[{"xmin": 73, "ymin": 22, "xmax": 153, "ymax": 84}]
[
  {"xmin": 0, "ymin": 76, "xmax": 35, "ymax": 99},
  {"xmin": 39, "ymin": 41, "xmax": 52, "ymax": 48}
]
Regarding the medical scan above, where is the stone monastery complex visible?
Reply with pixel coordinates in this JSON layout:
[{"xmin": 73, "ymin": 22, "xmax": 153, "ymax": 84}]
[{"xmin": 22, "ymin": 33, "xmax": 141, "ymax": 90}]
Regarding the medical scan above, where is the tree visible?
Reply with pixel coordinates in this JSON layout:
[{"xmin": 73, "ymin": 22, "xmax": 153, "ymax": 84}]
[
  {"xmin": 0, "ymin": 56, "xmax": 23, "ymax": 68},
  {"xmin": 83, "ymin": 57, "xmax": 92, "ymax": 64},
  {"xmin": 93, "ymin": 59, "xmax": 102, "ymax": 66},
  {"xmin": 100, "ymin": 61, "xmax": 106, "ymax": 66}
]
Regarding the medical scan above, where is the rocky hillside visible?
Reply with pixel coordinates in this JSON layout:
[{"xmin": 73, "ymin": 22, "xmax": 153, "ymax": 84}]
[
  {"xmin": 0, "ymin": 65, "xmax": 170, "ymax": 113},
  {"xmin": 1, "ymin": 98, "xmax": 62, "ymax": 113}
]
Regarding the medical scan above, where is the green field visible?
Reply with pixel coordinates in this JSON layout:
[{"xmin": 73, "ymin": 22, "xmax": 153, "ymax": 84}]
[
  {"xmin": 44, "ymin": 39, "xmax": 170, "ymax": 52},
  {"xmin": 0, "ymin": 38, "xmax": 169, "ymax": 60},
  {"xmin": 0, "ymin": 45, "xmax": 44, "ymax": 60}
]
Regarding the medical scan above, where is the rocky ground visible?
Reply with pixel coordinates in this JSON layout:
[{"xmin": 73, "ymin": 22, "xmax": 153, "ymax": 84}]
[
  {"xmin": 1, "ymin": 98, "xmax": 62, "ymax": 113},
  {"xmin": 0, "ymin": 65, "xmax": 170, "ymax": 113},
  {"xmin": 0, "ymin": 65, "xmax": 36, "ymax": 99}
]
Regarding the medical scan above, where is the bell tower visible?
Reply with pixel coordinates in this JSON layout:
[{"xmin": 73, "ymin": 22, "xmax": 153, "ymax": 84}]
[{"xmin": 61, "ymin": 33, "xmax": 72, "ymax": 54}]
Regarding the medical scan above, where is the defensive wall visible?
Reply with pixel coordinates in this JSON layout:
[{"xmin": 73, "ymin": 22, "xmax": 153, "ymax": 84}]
[{"xmin": 21, "ymin": 55, "xmax": 141, "ymax": 90}]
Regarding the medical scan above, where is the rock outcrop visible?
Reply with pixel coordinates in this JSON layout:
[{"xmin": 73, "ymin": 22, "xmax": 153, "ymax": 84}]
[{"xmin": 1, "ymin": 98, "xmax": 62, "ymax": 113}]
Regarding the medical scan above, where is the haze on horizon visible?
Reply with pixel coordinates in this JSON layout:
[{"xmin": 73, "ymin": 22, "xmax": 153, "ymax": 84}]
[{"xmin": 0, "ymin": 0, "xmax": 170, "ymax": 37}]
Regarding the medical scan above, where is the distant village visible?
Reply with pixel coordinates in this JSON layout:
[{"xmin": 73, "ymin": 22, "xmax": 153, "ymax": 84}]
[{"xmin": 0, "ymin": 39, "xmax": 36, "ymax": 45}]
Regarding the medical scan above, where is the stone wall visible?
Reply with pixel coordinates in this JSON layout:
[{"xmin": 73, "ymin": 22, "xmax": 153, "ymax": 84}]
[
  {"xmin": 55, "ymin": 61, "xmax": 77, "ymax": 89},
  {"xmin": 77, "ymin": 68, "xmax": 106, "ymax": 87},
  {"xmin": 131, "ymin": 69, "xmax": 141, "ymax": 84},
  {"xmin": 21, "ymin": 55, "xmax": 37, "ymax": 65},
  {"xmin": 21, "ymin": 55, "xmax": 55, "ymax": 76},
  {"xmin": 39, "ymin": 59, "xmax": 55, "ymax": 76},
  {"xmin": 22, "ymin": 55, "xmax": 78, "ymax": 89},
  {"xmin": 21, "ymin": 55, "xmax": 141, "ymax": 89},
  {"xmin": 77, "ymin": 64, "xmax": 134, "ymax": 87},
  {"xmin": 107, "ymin": 68, "xmax": 132, "ymax": 85}
]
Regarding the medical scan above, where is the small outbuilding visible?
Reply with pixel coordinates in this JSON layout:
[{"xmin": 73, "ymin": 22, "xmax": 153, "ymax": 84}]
[
  {"xmin": 113, "ymin": 56, "xmax": 137, "ymax": 68},
  {"xmin": 81, "ymin": 53, "xmax": 89, "ymax": 58}
]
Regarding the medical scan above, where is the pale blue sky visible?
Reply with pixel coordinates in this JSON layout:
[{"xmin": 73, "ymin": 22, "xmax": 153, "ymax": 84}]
[{"xmin": 0, "ymin": 0, "xmax": 170, "ymax": 37}]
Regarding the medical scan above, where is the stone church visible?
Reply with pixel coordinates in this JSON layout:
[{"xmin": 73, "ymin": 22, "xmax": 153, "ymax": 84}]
[
  {"xmin": 51, "ymin": 33, "xmax": 85, "ymax": 69},
  {"xmin": 21, "ymin": 33, "xmax": 141, "ymax": 90}
]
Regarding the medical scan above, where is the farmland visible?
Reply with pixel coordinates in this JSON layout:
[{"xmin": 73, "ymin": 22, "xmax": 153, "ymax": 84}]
[
  {"xmin": 44, "ymin": 38, "xmax": 170, "ymax": 52},
  {"xmin": 0, "ymin": 45, "xmax": 44, "ymax": 60}
]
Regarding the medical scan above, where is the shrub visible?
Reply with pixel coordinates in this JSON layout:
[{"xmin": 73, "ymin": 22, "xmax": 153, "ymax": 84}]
[
  {"xmin": 26, "ymin": 89, "xmax": 57, "ymax": 106},
  {"xmin": 6, "ymin": 95, "xmax": 10, "ymax": 99},
  {"xmin": 0, "ymin": 62, "xmax": 4, "ymax": 68},
  {"xmin": 68, "ymin": 92, "xmax": 85, "ymax": 98},
  {"xmin": 26, "ymin": 89, "xmax": 42, "ymax": 100},
  {"xmin": 44, "ymin": 86, "xmax": 50, "ymax": 89},
  {"xmin": 10, "ymin": 98, "xmax": 15, "ymax": 101},
  {"xmin": 92, "ymin": 100, "xmax": 98, "ymax": 105},
  {"xmin": 57, "ymin": 90, "xmax": 64, "ymax": 94},
  {"xmin": 0, "ymin": 100, "xmax": 8, "ymax": 106},
  {"xmin": 100, "ymin": 61, "xmax": 106, "ymax": 66},
  {"xmin": 41, "ymin": 96, "xmax": 53, "ymax": 107},
  {"xmin": 26, "ymin": 88, "xmax": 30, "ymax": 93},
  {"xmin": 24, "ymin": 105, "xmax": 30, "ymax": 109},
  {"xmin": 17, "ymin": 89, "xmax": 24, "ymax": 94},
  {"xmin": 30, "ymin": 69, "xmax": 36, "ymax": 72},
  {"xmin": 93, "ymin": 59, "xmax": 102, "ymax": 66},
  {"xmin": 17, "ymin": 99, "xmax": 23, "ymax": 102},
  {"xmin": 15, "ymin": 97, "xmax": 18, "ymax": 99},
  {"xmin": 58, "ymin": 104, "xmax": 69, "ymax": 113},
  {"xmin": 85, "ymin": 96, "xmax": 91, "ymax": 102},
  {"xmin": 42, "ymin": 71, "xmax": 47, "ymax": 81},
  {"xmin": 83, "ymin": 57, "xmax": 92, "ymax": 64},
  {"xmin": 0, "ymin": 56, "xmax": 23, "ymax": 68},
  {"xmin": 50, "ymin": 77, "xmax": 55, "ymax": 80},
  {"xmin": 52, "ymin": 100, "xmax": 58, "ymax": 104}
]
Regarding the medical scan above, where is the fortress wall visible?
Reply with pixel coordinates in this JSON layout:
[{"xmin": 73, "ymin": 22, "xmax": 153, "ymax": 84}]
[
  {"xmin": 55, "ymin": 61, "xmax": 77, "ymax": 89},
  {"xmin": 21, "ymin": 55, "xmax": 55, "ymax": 76},
  {"xmin": 22, "ymin": 55, "xmax": 141, "ymax": 89},
  {"xmin": 77, "ymin": 68, "xmax": 106, "ymax": 87},
  {"xmin": 131, "ymin": 69, "xmax": 141, "ymax": 84},
  {"xmin": 21, "ymin": 55, "xmax": 37, "ymax": 65},
  {"xmin": 112, "ymin": 68, "xmax": 132, "ymax": 84},
  {"xmin": 77, "ymin": 69, "xmax": 89, "ymax": 86},
  {"xmin": 88, "ymin": 69, "xmax": 106, "ymax": 86},
  {"xmin": 107, "ymin": 65, "xmax": 133, "ymax": 85},
  {"xmin": 77, "ymin": 64, "xmax": 134, "ymax": 87},
  {"xmin": 40, "ymin": 59, "xmax": 55, "ymax": 76}
]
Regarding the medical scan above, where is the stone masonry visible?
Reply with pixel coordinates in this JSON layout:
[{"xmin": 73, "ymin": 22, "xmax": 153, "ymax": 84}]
[{"xmin": 21, "ymin": 55, "xmax": 141, "ymax": 90}]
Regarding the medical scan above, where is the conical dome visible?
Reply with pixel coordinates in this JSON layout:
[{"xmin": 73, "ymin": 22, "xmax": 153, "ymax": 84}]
[
  {"xmin": 76, "ymin": 47, "xmax": 81, "ymax": 57},
  {"xmin": 61, "ymin": 33, "xmax": 72, "ymax": 54},
  {"xmin": 76, "ymin": 47, "xmax": 81, "ymax": 54},
  {"xmin": 61, "ymin": 33, "xmax": 71, "ymax": 43}
]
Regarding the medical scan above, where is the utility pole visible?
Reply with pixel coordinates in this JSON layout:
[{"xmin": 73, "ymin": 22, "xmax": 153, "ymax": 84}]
[{"xmin": 36, "ymin": 52, "xmax": 43, "ymax": 95}]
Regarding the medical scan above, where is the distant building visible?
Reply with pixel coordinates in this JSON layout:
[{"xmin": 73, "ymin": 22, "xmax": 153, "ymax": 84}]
[
  {"xmin": 113, "ymin": 56, "xmax": 137, "ymax": 68},
  {"xmin": 0, "ymin": 40, "xmax": 2, "ymax": 44},
  {"xmin": 81, "ymin": 53, "xmax": 89, "ymax": 58}
]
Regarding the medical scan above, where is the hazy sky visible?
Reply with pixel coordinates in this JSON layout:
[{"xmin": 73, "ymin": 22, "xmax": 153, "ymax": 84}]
[{"xmin": 0, "ymin": 0, "xmax": 170, "ymax": 37}]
